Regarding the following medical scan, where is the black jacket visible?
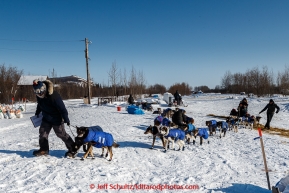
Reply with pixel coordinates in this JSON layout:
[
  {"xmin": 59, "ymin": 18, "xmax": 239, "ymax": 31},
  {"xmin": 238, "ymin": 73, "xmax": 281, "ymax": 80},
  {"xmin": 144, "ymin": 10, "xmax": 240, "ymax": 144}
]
[
  {"xmin": 174, "ymin": 91, "xmax": 181, "ymax": 100},
  {"xmin": 172, "ymin": 109, "xmax": 184, "ymax": 125},
  {"xmin": 35, "ymin": 80, "xmax": 69, "ymax": 125},
  {"xmin": 260, "ymin": 102, "xmax": 280, "ymax": 114},
  {"xmin": 128, "ymin": 95, "xmax": 134, "ymax": 105}
]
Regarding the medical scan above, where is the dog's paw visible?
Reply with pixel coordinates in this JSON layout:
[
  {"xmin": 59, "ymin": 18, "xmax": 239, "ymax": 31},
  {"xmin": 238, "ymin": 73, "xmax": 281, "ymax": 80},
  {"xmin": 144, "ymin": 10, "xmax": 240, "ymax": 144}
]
[
  {"xmin": 81, "ymin": 158, "xmax": 84, "ymax": 161},
  {"xmin": 182, "ymin": 147, "xmax": 185, "ymax": 151},
  {"xmin": 149, "ymin": 147, "xmax": 154, "ymax": 149},
  {"xmin": 100, "ymin": 154, "xmax": 104, "ymax": 157},
  {"xmin": 105, "ymin": 153, "xmax": 108, "ymax": 157},
  {"xmin": 108, "ymin": 159, "xmax": 112, "ymax": 161},
  {"xmin": 163, "ymin": 150, "xmax": 167, "ymax": 153}
]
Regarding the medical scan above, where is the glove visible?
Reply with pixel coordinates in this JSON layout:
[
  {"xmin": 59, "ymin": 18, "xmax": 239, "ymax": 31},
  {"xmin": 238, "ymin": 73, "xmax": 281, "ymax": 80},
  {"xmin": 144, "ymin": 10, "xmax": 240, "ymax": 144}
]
[{"xmin": 67, "ymin": 122, "xmax": 70, "ymax": 126}]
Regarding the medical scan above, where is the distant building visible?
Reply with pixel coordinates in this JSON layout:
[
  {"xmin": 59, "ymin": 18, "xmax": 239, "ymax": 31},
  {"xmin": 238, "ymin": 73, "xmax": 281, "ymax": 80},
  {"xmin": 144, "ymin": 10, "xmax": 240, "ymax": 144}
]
[
  {"xmin": 17, "ymin": 75, "xmax": 48, "ymax": 86},
  {"xmin": 16, "ymin": 75, "xmax": 90, "ymax": 101},
  {"xmin": 49, "ymin": 75, "xmax": 92, "ymax": 87},
  {"xmin": 17, "ymin": 75, "xmax": 49, "ymax": 101}
]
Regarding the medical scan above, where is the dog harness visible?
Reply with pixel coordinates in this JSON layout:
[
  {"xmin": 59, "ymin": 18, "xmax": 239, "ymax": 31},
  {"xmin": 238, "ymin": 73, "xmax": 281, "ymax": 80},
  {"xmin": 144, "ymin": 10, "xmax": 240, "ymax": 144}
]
[
  {"xmin": 84, "ymin": 130, "xmax": 114, "ymax": 148},
  {"xmin": 164, "ymin": 129, "xmax": 185, "ymax": 140}
]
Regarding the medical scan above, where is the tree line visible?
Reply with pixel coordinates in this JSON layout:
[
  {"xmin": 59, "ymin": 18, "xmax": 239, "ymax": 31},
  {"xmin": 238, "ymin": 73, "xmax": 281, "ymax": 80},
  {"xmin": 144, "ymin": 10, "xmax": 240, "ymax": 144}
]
[
  {"xmin": 220, "ymin": 66, "xmax": 289, "ymax": 96},
  {"xmin": 0, "ymin": 63, "xmax": 288, "ymax": 104}
]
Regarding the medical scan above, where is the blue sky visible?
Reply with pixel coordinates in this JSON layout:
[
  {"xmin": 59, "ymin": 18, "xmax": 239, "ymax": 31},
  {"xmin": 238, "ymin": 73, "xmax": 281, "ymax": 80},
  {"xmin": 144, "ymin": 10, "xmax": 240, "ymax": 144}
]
[{"xmin": 1, "ymin": 0, "xmax": 289, "ymax": 89}]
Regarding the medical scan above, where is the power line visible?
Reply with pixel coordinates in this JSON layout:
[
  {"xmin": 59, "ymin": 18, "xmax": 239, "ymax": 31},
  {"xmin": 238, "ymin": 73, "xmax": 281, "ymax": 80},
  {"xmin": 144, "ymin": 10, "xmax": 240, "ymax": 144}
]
[
  {"xmin": 0, "ymin": 38, "xmax": 83, "ymax": 42},
  {"xmin": 0, "ymin": 48, "xmax": 83, "ymax": 52}
]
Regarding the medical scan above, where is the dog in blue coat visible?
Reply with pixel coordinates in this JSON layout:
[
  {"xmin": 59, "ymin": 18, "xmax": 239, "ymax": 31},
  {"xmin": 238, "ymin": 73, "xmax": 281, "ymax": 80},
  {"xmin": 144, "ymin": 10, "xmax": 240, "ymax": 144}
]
[
  {"xmin": 159, "ymin": 126, "xmax": 186, "ymax": 152},
  {"xmin": 217, "ymin": 121, "xmax": 228, "ymax": 138},
  {"xmin": 75, "ymin": 126, "xmax": 119, "ymax": 161},
  {"xmin": 190, "ymin": 128, "xmax": 209, "ymax": 145},
  {"xmin": 206, "ymin": 120, "xmax": 217, "ymax": 136}
]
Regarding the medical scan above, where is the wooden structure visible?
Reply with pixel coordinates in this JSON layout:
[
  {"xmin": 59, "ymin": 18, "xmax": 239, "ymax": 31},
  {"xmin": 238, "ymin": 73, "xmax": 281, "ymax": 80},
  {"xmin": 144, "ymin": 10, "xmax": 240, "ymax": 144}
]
[{"xmin": 97, "ymin": 96, "xmax": 126, "ymax": 105}]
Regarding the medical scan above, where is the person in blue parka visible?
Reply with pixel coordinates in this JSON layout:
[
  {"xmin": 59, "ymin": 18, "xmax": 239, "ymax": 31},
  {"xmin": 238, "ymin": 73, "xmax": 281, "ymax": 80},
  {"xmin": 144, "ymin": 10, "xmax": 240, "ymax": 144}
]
[{"xmin": 83, "ymin": 129, "xmax": 114, "ymax": 148}]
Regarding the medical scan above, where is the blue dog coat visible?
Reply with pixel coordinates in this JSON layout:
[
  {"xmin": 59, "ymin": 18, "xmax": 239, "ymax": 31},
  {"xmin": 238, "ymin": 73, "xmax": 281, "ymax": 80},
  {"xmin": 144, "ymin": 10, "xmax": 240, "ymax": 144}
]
[
  {"xmin": 165, "ymin": 129, "xmax": 185, "ymax": 140},
  {"xmin": 221, "ymin": 121, "xmax": 228, "ymax": 131},
  {"xmin": 83, "ymin": 129, "xmax": 114, "ymax": 148},
  {"xmin": 187, "ymin": 123, "xmax": 196, "ymax": 133},
  {"xmin": 162, "ymin": 118, "xmax": 171, "ymax": 126},
  {"xmin": 154, "ymin": 116, "xmax": 163, "ymax": 123},
  {"xmin": 198, "ymin": 128, "xmax": 209, "ymax": 139},
  {"xmin": 210, "ymin": 120, "xmax": 217, "ymax": 126}
]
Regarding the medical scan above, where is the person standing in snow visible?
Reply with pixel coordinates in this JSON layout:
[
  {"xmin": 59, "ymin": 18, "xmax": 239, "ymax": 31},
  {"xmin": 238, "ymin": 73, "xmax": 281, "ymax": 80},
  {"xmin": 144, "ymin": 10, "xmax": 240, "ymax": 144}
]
[
  {"xmin": 174, "ymin": 90, "xmax": 182, "ymax": 106},
  {"xmin": 128, "ymin": 94, "xmax": 135, "ymax": 105},
  {"xmin": 238, "ymin": 98, "xmax": 248, "ymax": 117},
  {"xmin": 259, "ymin": 99, "xmax": 280, "ymax": 130},
  {"xmin": 172, "ymin": 109, "xmax": 186, "ymax": 127},
  {"xmin": 32, "ymin": 79, "xmax": 76, "ymax": 157}
]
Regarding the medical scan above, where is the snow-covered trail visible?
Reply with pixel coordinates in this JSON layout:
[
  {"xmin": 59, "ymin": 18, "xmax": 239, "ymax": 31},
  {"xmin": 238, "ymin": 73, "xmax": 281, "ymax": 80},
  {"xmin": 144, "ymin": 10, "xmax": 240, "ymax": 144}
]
[{"xmin": 0, "ymin": 95, "xmax": 288, "ymax": 192}]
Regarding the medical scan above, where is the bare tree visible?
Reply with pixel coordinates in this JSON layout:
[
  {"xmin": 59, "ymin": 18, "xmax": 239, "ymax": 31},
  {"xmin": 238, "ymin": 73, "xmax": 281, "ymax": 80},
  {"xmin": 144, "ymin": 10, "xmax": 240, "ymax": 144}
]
[
  {"xmin": 0, "ymin": 63, "xmax": 23, "ymax": 103},
  {"xmin": 221, "ymin": 71, "xmax": 232, "ymax": 92},
  {"xmin": 137, "ymin": 70, "xmax": 146, "ymax": 95},
  {"xmin": 277, "ymin": 65, "xmax": 289, "ymax": 95},
  {"xmin": 108, "ymin": 61, "xmax": 119, "ymax": 97},
  {"xmin": 128, "ymin": 66, "xmax": 137, "ymax": 95}
]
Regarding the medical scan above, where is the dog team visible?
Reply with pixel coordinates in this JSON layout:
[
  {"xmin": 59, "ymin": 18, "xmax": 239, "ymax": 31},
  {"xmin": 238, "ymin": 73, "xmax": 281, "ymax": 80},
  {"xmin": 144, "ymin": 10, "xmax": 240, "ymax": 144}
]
[
  {"xmin": 144, "ymin": 105, "xmax": 265, "ymax": 154},
  {"xmin": 31, "ymin": 79, "xmax": 278, "ymax": 162}
]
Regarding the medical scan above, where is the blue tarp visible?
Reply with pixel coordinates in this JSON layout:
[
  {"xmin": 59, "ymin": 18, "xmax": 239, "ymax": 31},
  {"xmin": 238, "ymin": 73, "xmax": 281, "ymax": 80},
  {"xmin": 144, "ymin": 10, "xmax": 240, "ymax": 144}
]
[{"xmin": 127, "ymin": 105, "xmax": 145, "ymax": 115}]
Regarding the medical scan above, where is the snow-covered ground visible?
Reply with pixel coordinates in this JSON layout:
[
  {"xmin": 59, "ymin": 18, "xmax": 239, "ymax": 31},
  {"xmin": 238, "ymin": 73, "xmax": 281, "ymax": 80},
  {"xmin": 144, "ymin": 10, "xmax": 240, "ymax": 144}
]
[{"xmin": 1, "ymin": 94, "xmax": 289, "ymax": 193}]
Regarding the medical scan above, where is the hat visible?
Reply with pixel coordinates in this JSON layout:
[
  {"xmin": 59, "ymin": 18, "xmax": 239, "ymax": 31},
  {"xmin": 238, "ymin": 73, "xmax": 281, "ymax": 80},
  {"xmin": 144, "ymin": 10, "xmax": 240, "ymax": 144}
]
[
  {"xmin": 269, "ymin": 99, "xmax": 274, "ymax": 103},
  {"xmin": 32, "ymin": 79, "xmax": 46, "ymax": 95}
]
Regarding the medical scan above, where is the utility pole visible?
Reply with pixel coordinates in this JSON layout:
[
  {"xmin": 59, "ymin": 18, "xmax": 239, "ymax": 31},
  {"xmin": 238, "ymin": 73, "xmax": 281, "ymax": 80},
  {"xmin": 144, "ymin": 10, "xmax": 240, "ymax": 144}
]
[{"xmin": 85, "ymin": 38, "xmax": 91, "ymax": 104}]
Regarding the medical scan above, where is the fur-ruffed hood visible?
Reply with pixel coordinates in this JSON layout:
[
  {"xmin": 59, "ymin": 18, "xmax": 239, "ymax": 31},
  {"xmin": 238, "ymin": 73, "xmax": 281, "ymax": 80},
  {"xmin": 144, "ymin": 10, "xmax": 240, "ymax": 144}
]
[{"xmin": 43, "ymin": 80, "xmax": 54, "ymax": 95}]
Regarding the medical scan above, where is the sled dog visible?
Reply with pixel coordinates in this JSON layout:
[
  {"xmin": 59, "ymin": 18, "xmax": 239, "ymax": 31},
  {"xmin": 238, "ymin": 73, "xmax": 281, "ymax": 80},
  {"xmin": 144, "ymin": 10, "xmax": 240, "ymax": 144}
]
[{"xmin": 75, "ymin": 126, "xmax": 119, "ymax": 161}]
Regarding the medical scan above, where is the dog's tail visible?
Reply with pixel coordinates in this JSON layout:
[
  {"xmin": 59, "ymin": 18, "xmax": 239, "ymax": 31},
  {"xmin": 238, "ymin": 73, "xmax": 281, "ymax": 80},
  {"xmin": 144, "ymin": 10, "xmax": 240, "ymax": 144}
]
[{"xmin": 112, "ymin": 141, "xmax": 120, "ymax": 148}]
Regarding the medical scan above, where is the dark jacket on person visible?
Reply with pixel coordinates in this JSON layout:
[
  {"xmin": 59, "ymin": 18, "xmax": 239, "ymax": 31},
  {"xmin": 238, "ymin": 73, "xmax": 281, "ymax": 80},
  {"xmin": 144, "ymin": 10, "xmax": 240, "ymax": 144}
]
[
  {"xmin": 172, "ymin": 109, "xmax": 184, "ymax": 125},
  {"xmin": 128, "ymin": 95, "xmax": 134, "ymax": 105},
  {"xmin": 174, "ymin": 91, "xmax": 181, "ymax": 100},
  {"xmin": 35, "ymin": 80, "xmax": 69, "ymax": 125},
  {"xmin": 238, "ymin": 98, "xmax": 248, "ymax": 117},
  {"xmin": 260, "ymin": 100, "xmax": 280, "ymax": 114}
]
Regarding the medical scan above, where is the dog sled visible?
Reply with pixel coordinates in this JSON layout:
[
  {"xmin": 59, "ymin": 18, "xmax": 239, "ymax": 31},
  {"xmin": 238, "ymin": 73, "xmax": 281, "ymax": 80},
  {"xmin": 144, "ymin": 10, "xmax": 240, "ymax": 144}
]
[{"xmin": 168, "ymin": 99, "xmax": 188, "ymax": 107}]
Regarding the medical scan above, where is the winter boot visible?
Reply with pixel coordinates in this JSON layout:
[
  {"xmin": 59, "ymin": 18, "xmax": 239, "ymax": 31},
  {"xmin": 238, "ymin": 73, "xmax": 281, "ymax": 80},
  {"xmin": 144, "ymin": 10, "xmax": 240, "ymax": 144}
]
[
  {"xmin": 65, "ymin": 151, "xmax": 77, "ymax": 158},
  {"xmin": 33, "ymin": 150, "xmax": 49, "ymax": 156},
  {"xmin": 272, "ymin": 186, "xmax": 280, "ymax": 193}
]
